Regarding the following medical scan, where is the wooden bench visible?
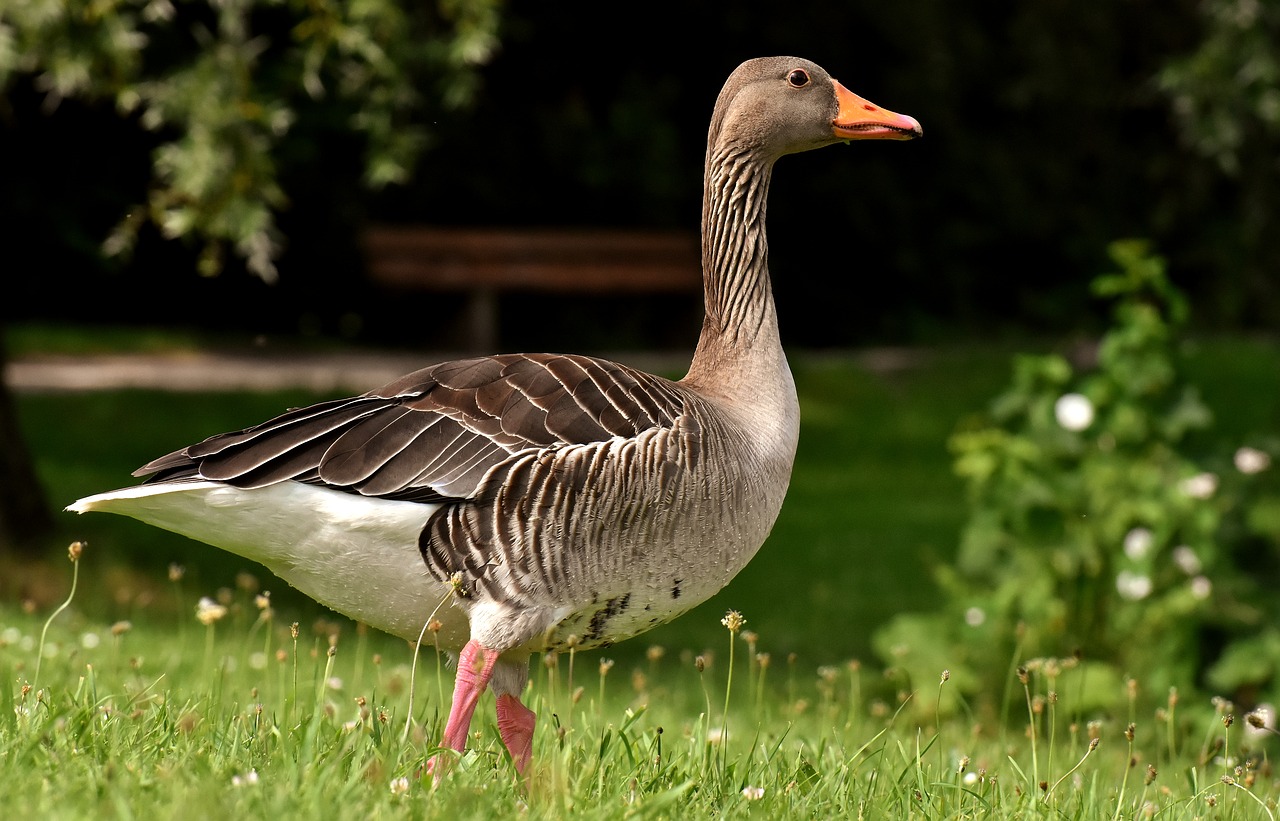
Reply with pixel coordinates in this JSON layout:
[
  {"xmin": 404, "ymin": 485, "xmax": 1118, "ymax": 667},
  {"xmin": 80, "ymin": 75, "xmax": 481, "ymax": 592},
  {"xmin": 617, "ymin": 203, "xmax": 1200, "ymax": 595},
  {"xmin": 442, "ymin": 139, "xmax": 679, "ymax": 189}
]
[{"xmin": 361, "ymin": 225, "xmax": 702, "ymax": 351}]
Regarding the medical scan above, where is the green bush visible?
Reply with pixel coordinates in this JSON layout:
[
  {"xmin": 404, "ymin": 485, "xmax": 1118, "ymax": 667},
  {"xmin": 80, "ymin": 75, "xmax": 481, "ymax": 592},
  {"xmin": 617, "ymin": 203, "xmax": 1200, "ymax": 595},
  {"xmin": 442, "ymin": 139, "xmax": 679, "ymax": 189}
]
[{"xmin": 875, "ymin": 241, "xmax": 1280, "ymax": 715}]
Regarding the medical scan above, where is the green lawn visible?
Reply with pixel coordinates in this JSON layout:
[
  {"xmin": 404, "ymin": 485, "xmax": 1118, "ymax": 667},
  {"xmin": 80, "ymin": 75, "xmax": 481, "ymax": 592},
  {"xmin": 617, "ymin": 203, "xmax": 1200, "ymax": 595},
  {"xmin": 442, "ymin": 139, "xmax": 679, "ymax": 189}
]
[
  {"xmin": 1, "ymin": 553, "xmax": 1275, "ymax": 818},
  {"xmin": 4, "ymin": 328, "xmax": 1279, "ymax": 816},
  {"xmin": 12, "ymin": 332, "xmax": 1280, "ymax": 667}
]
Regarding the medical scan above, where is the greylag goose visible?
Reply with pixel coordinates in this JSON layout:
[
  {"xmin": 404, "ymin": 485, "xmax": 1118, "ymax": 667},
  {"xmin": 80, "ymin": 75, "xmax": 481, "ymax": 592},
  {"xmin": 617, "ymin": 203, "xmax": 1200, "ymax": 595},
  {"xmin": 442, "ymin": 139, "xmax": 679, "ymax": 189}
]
[{"xmin": 68, "ymin": 56, "xmax": 920, "ymax": 776}]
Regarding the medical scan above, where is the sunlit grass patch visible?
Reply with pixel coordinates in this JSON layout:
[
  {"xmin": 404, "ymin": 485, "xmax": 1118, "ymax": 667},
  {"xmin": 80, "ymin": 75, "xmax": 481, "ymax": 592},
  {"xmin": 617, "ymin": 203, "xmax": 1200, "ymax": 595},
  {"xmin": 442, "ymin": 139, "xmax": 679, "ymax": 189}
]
[{"xmin": 2, "ymin": 547, "xmax": 1277, "ymax": 819}]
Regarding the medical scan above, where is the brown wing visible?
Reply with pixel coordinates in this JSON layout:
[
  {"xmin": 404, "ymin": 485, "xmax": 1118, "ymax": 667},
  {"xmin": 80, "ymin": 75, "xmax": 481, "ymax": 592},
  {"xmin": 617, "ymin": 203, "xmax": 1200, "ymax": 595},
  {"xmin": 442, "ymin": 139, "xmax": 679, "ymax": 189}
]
[{"xmin": 137, "ymin": 353, "xmax": 688, "ymax": 503}]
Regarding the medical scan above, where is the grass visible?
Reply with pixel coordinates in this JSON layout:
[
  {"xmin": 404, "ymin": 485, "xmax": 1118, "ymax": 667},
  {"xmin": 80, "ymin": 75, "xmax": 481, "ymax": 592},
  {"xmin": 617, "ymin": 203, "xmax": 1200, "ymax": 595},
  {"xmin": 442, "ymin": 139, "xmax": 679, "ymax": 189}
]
[
  {"xmin": 1, "ymin": 549, "xmax": 1276, "ymax": 818},
  {"xmin": 4, "ymin": 324, "xmax": 1280, "ymax": 816}
]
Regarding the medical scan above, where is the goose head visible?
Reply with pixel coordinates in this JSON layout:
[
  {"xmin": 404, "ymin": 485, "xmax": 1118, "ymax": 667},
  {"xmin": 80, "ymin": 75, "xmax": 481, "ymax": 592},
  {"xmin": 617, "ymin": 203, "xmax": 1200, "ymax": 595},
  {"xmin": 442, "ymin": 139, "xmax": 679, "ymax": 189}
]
[{"xmin": 708, "ymin": 56, "xmax": 922, "ymax": 161}]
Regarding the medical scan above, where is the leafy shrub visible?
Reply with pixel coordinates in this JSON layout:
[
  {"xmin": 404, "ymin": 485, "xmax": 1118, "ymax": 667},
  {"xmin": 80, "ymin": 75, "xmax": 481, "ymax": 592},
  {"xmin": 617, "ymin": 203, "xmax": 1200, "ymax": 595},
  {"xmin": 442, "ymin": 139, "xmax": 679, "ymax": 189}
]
[{"xmin": 875, "ymin": 241, "xmax": 1280, "ymax": 714}]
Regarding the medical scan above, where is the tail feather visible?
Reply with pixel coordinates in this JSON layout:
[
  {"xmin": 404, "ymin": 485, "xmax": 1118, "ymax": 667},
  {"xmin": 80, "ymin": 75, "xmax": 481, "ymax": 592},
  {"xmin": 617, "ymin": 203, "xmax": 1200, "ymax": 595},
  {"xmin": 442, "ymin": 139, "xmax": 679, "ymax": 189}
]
[{"xmin": 66, "ymin": 479, "xmax": 450, "ymax": 644}]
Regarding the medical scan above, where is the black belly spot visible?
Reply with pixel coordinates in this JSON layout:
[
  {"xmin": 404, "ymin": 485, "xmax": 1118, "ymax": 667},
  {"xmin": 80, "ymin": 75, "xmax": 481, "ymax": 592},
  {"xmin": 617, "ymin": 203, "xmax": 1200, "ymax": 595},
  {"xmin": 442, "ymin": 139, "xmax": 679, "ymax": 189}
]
[
  {"xmin": 586, "ymin": 593, "xmax": 631, "ymax": 643},
  {"xmin": 671, "ymin": 579, "xmax": 682, "ymax": 600}
]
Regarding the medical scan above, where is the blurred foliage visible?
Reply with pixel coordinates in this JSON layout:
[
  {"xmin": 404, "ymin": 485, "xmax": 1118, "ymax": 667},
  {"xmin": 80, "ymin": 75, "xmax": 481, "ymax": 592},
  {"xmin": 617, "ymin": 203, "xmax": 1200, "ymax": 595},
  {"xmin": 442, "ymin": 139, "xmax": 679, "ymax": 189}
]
[
  {"xmin": 1159, "ymin": 0, "xmax": 1280, "ymax": 175},
  {"xmin": 2, "ymin": 3, "xmax": 1279, "ymax": 343},
  {"xmin": 875, "ymin": 241, "xmax": 1280, "ymax": 713},
  {"xmin": 0, "ymin": 0, "xmax": 501, "ymax": 280}
]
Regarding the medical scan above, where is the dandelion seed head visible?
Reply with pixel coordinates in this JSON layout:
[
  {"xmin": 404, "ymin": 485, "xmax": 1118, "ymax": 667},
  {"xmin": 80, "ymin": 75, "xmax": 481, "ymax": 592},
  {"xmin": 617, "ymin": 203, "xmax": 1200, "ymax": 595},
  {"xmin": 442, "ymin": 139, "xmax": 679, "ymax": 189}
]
[
  {"xmin": 80, "ymin": 632, "xmax": 100, "ymax": 650},
  {"xmin": 1190, "ymin": 576, "xmax": 1212, "ymax": 600},
  {"xmin": 964, "ymin": 607, "xmax": 986, "ymax": 627}
]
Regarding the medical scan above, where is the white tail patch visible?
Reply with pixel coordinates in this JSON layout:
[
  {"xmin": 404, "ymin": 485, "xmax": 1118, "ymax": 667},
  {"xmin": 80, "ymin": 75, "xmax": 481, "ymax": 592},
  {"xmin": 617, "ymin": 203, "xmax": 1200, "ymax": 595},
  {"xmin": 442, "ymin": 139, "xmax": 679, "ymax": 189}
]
[{"xmin": 68, "ymin": 480, "xmax": 464, "ymax": 645}]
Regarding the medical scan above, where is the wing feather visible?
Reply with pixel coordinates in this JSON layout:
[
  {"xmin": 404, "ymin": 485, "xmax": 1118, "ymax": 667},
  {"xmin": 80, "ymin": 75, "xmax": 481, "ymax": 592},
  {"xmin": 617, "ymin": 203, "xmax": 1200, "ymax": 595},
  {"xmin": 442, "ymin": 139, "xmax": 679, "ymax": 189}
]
[{"xmin": 135, "ymin": 353, "xmax": 688, "ymax": 504}]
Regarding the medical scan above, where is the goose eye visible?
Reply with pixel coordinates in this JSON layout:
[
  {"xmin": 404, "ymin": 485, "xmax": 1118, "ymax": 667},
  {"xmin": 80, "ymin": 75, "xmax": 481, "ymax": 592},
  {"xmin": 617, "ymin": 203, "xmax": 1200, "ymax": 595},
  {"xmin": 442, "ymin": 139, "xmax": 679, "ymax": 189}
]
[{"xmin": 787, "ymin": 69, "xmax": 810, "ymax": 88}]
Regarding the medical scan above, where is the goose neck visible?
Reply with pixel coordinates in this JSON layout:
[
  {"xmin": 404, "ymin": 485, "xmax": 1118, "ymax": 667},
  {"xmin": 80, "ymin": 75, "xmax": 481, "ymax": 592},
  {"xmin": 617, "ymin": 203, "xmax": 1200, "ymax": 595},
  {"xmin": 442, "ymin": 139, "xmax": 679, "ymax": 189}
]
[{"xmin": 689, "ymin": 146, "xmax": 777, "ymax": 373}]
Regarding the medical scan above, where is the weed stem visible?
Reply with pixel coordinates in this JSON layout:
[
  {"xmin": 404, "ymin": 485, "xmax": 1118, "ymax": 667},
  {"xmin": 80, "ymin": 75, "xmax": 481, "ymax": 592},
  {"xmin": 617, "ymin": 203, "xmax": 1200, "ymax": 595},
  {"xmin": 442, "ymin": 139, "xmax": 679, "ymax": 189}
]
[{"xmin": 34, "ymin": 544, "xmax": 83, "ymax": 689}]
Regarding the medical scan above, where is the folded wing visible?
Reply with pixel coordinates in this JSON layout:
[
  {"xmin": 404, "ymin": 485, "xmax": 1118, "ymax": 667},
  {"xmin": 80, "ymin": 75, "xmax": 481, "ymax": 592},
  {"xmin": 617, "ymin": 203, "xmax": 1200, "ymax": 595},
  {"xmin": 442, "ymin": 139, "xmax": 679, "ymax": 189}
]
[{"xmin": 139, "ymin": 353, "xmax": 688, "ymax": 504}]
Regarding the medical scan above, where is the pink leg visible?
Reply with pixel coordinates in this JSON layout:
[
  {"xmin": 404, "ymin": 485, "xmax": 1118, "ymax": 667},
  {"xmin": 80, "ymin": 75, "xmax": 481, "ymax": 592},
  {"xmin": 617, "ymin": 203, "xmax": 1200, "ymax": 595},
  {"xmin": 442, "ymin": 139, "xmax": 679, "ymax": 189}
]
[
  {"xmin": 427, "ymin": 639, "xmax": 497, "ymax": 777},
  {"xmin": 496, "ymin": 693, "xmax": 537, "ymax": 774}
]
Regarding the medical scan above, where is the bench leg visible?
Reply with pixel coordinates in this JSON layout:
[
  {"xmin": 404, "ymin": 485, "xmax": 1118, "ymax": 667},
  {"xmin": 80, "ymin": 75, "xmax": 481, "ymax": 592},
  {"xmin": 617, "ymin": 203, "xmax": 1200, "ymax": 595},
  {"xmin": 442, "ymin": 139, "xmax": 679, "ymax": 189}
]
[{"xmin": 463, "ymin": 288, "xmax": 499, "ymax": 352}]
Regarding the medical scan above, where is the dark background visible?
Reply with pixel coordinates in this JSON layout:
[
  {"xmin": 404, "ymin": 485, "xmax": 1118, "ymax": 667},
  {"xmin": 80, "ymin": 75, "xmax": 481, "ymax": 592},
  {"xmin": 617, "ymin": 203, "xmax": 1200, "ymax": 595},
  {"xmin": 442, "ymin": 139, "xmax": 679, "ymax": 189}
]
[{"xmin": 2, "ymin": 1, "xmax": 1272, "ymax": 352}]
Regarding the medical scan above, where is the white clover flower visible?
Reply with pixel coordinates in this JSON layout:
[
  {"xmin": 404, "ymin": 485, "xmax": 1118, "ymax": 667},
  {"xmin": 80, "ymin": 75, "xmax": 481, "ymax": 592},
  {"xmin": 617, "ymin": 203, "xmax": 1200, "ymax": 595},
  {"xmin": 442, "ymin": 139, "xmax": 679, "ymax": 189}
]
[
  {"xmin": 963, "ymin": 771, "xmax": 979, "ymax": 785},
  {"xmin": 80, "ymin": 632, "xmax": 101, "ymax": 650},
  {"xmin": 1123, "ymin": 527, "xmax": 1154, "ymax": 560},
  {"xmin": 390, "ymin": 776, "xmax": 410, "ymax": 795},
  {"xmin": 741, "ymin": 786, "xmax": 765, "ymax": 800},
  {"xmin": 1234, "ymin": 447, "xmax": 1271, "ymax": 475},
  {"xmin": 195, "ymin": 597, "xmax": 228, "ymax": 625},
  {"xmin": 231, "ymin": 770, "xmax": 259, "ymax": 787},
  {"xmin": 1179, "ymin": 472, "xmax": 1218, "ymax": 500},
  {"xmin": 1116, "ymin": 571, "xmax": 1153, "ymax": 601},
  {"xmin": 249, "ymin": 652, "xmax": 268, "ymax": 670},
  {"xmin": 1054, "ymin": 393, "xmax": 1095, "ymax": 431},
  {"xmin": 1244, "ymin": 704, "xmax": 1275, "ymax": 740},
  {"xmin": 1172, "ymin": 545, "xmax": 1202, "ymax": 575},
  {"xmin": 964, "ymin": 607, "xmax": 986, "ymax": 627},
  {"xmin": 327, "ymin": 676, "xmax": 344, "ymax": 691},
  {"xmin": 1190, "ymin": 576, "xmax": 1212, "ymax": 600}
]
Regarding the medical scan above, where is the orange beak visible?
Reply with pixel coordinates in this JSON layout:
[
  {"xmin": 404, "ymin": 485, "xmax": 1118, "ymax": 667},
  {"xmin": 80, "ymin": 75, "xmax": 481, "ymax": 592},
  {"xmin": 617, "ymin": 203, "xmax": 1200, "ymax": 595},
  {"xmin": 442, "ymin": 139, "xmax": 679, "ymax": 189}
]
[{"xmin": 831, "ymin": 80, "xmax": 922, "ymax": 141}]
